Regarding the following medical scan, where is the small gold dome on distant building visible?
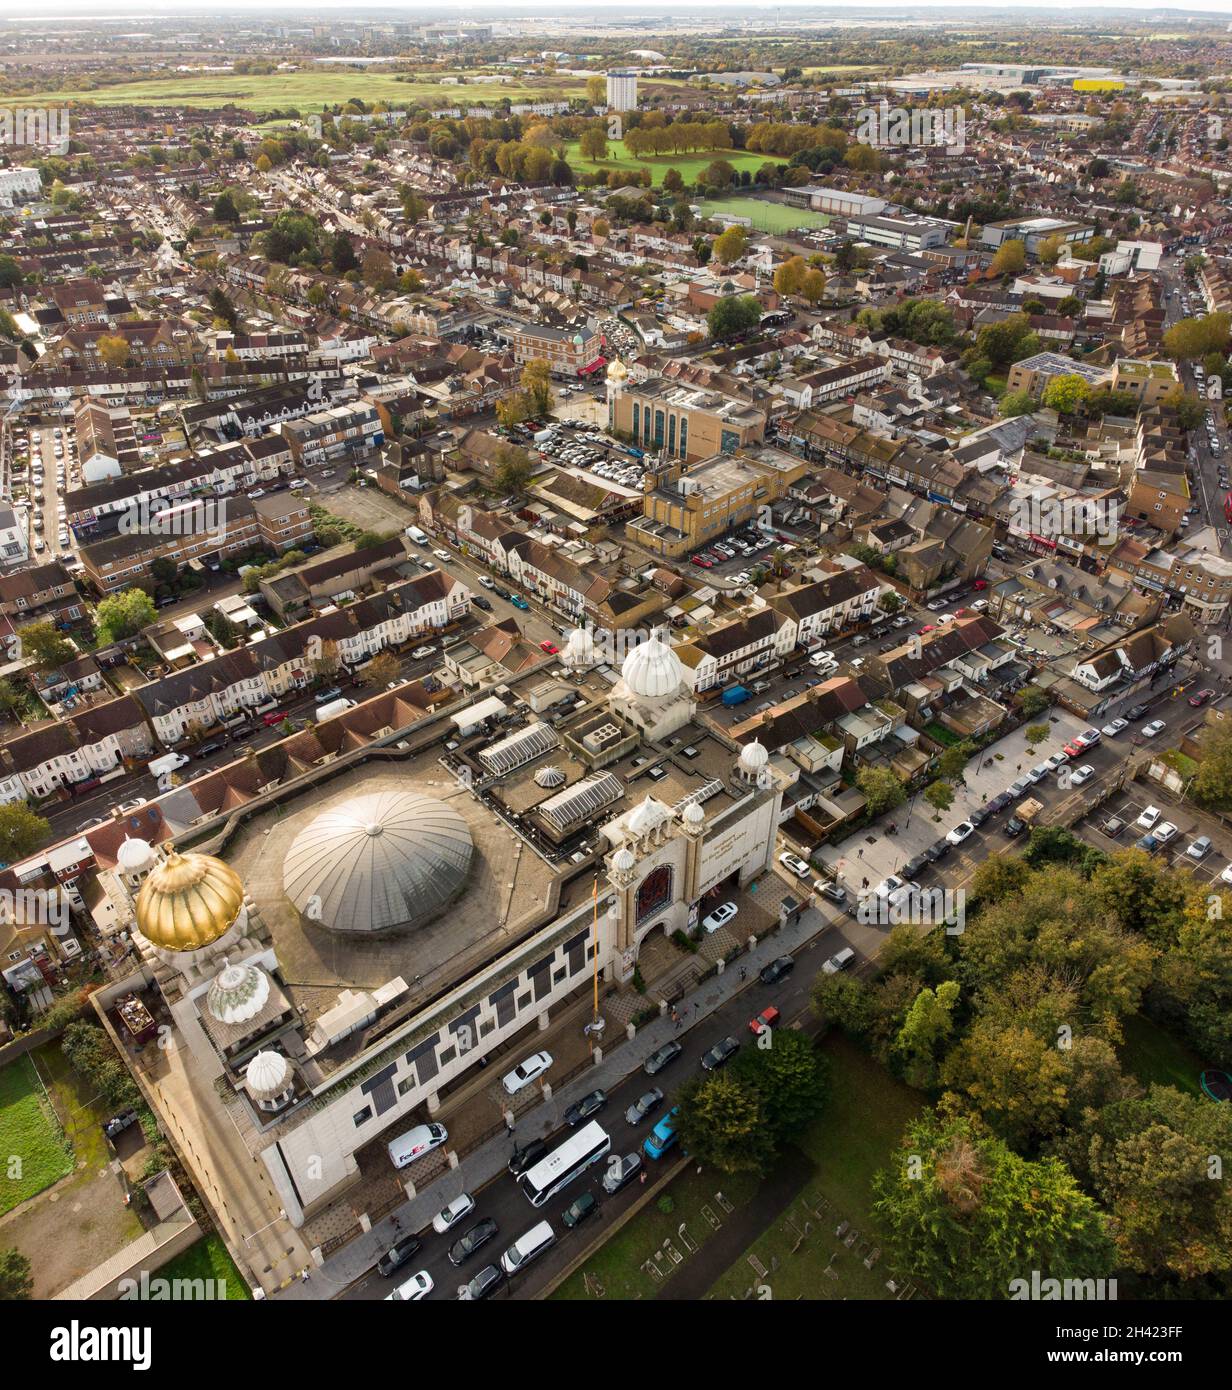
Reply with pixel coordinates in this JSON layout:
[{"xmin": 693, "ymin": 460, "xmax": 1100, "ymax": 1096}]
[
  {"xmin": 606, "ymin": 357, "xmax": 628, "ymax": 383},
  {"xmin": 135, "ymin": 848, "xmax": 245, "ymax": 953}
]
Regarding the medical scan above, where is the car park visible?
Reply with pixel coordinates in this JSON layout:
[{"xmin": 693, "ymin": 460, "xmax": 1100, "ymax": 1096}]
[
  {"xmin": 700, "ymin": 1036, "xmax": 740, "ymax": 1071},
  {"xmin": 501, "ymin": 1050, "xmax": 553, "ymax": 1095}
]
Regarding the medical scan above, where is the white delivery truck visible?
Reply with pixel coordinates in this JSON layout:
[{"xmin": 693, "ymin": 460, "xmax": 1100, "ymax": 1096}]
[
  {"xmin": 148, "ymin": 751, "xmax": 191, "ymax": 791},
  {"xmin": 405, "ymin": 525, "xmax": 429, "ymax": 546},
  {"xmin": 314, "ymin": 697, "xmax": 355, "ymax": 721}
]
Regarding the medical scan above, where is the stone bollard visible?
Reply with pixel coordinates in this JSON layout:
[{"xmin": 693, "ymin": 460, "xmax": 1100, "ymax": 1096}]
[
  {"xmin": 402, "ymin": 1177, "xmax": 417, "ymax": 1201},
  {"xmin": 716, "ymin": 958, "xmax": 725, "ymax": 975},
  {"xmin": 541, "ymin": 1082, "xmax": 552, "ymax": 1102},
  {"xmin": 448, "ymin": 1150, "xmax": 460, "ymax": 1169},
  {"xmin": 627, "ymin": 1021, "xmax": 636, "ymax": 1041},
  {"xmin": 592, "ymin": 1046, "xmax": 603, "ymax": 1064},
  {"xmin": 747, "ymin": 932, "xmax": 758, "ymax": 952},
  {"xmin": 659, "ymin": 999, "xmax": 669, "ymax": 1016},
  {"xmin": 358, "ymin": 1212, "xmax": 372, "ymax": 1233}
]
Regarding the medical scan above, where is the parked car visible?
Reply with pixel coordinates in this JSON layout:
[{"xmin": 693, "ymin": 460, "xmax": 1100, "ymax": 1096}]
[
  {"xmin": 563, "ymin": 1089, "xmax": 607, "ymax": 1127},
  {"xmin": 1136, "ymin": 833, "xmax": 1162, "ymax": 854},
  {"xmin": 702, "ymin": 901, "xmax": 737, "ymax": 933},
  {"xmin": 1188, "ymin": 689, "xmax": 1215, "ymax": 708},
  {"xmin": 561, "ymin": 1192, "xmax": 599, "ymax": 1229},
  {"xmin": 472, "ymin": 595, "xmax": 492, "ymax": 611},
  {"xmin": 602, "ymin": 1153, "xmax": 643, "ymax": 1194},
  {"xmin": 778, "ymin": 850, "xmax": 811, "ymax": 878},
  {"xmin": 748, "ymin": 1006, "xmax": 781, "ymax": 1037},
  {"xmin": 1102, "ymin": 815, "xmax": 1126, "ymax": 837},
  {"xmin": 449, "ymin": 1218, "xmax": 499, "ymax": 1267},
  {"xmin": 1136, "ymin": 805, "xmax": 1162, "ymax": 830},
  {"xmin": 1101, "ymin": 719, "xmax": 1129, "ymax": 737},
  {"xmin": 1154, "ymin": 822, "xmax": 1179, "ymax": 844},
  {"xmin": 643, "ymin": 1040, "xmax": 683, "ymax": 1076},
  {"xmin": 507, "ymin": 1139, "xmax": 549, "ymax": 1176},
  {"xmin": 625, "ymin": 1087, "xmax": 665, "ymax": 1125},
  {"xmin": 376, "ymin": 1235, "xmax": 423, "ymax": 1277},
  {"xmin": 501, "ymin": 1050, "xmax": 553, "ymax": 1095},
  {"xmin": 431, "ymin": 1193, "xmax": 476, "ymax": 1234},
  {"xmin": 822, "ymin": 946, "xmax": 856, "ymax": 974},
  {"xmin": 1068, "ymin": 764, "xmax": 1095, "ymax": 786},
  {"xmin": 411, "ymin": 645, "xmax": 436, "ymax": 661},
  {"xmin": 510, "ymin": 595, "xmax": 530, "ymax": 611},
  {"xmin": 1186, "ymin": 836, "xmax": 1212, "ymax": 860},
  {"xmin": 700, "ymin": 1036, "xmax": 740, "ymax": 1071},
  {"xmin": 1142, "ymin": 720, "xmax": 1167, "ymax": 738},
  {"xmin": 945, "ymin": 821, "xmax": 975, "ymax": 845},
  {"xmin": 459, "ymin": 1264, "xmax": 505, "ymax": 1301},
  {"xmin": 386, "ymin": 1270, "xmax": 433, "ymax": 1301},
  {"xmin": 816, "ymin": 880, "xmax": 846, "ymax": 905},
  {"xmin": 759, "ymin": 956, "xmax": 795, "ymax": 986},
  {"xmin": 1125, "ymin": 703, "xmax": 1151, "ymax": 721}
]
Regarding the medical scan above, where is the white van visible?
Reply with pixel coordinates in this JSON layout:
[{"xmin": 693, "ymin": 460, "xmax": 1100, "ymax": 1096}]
[
  {"xmin": 500, "ymin": 1220, "xmax": 556, "ymax": 1275},
  {"xmin": 387, "ymin": 1122, "xmax": 448, "ymax": 1170},
  {"xmin": 405, "ymin": 525, "xmax": 429, "ymax": 546}
]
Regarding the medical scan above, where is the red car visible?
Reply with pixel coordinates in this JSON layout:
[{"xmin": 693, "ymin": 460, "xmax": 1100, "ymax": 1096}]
[
  {"xmin": 539, "ymin": 640, "xmax": 559, "ymax": 655},
  {"xmin": 691, "ymin": 555, "xmax": 714, "ymax": 568},
  {"xmin": 1063, "ymin": 739, "xmax": 1085, "ymax": 757},
  {"xmin": 919, "ymin": 624, "xmax": 936, "ymax": 634},
  {"xmin": 972, "ymin": 579, "xmax": 988, "ymax": 591},
  {"xmin": 262, "ymin": 710, "xmax": 288, "ymax": 726},
  {"xmin": 749, "ymin": 1007, "xmax": 781, "ymax": 1037},
  {"xmin": 954, "ymin": 607, "xmax": 970, "ymax": 616},
  {"xmin": 1189, "ymin": 688, "xmax": 1215, "ymax": 707}
]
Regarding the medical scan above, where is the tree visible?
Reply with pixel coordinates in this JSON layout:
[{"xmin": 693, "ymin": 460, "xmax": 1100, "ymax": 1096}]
[
  {"xmin": 1191, "ymin": 716, "xmax": 1232, "ymax": 810},
  {"xmin": 592, "ymin": 217, "xmax": 609, "ymax": 239},
  {"xmin": 1017, "ymin": 685, "xmax": 1050, "ymax": 718},
  {"xmin": 1163, "ymin": 312, "xmax": 1230, "ymax": 361},
  {"xmin": 398, "ymin": 188, "xmax": 427, "ymax": 223},
  {"xmin": 707, "ymin": 294, "xmax": 761, "ymax": 342},
  {"xmin": 923, "ymin": 779, "xmax": 955, "ymax": 817},
  {"xmin": 330, "ymin": 231, "xmax": 358, "ymax": 274},
  {"xmin": 733, "ymin": 1030, "xmax": 830, "ymax": 1145},
  {"xmin": 586, "ymin": 75, "xmax": 607, "ymax": 107},
  {"xmin": 208, "ymin": 286, "xmax": 237, "ymax": 332},
  {"xmin": 95, "ymin": 334, "xmax": 130, "ymax": 369},
  {"xmin": 800, "ymin": 268, "xmax": 827, "ymax": 305},
  {"xmin": 363, "ymin": 650, "xmax": 401, "ymax": 689},
  {"xmin": 0, "ymin": 802, "xmax": 51, "ymax": 861},
  {"xmin": 1042, "ymin": 373, "xmax": 1090, "ymax": 415},
  {"xmin": 96, "ymin": 590, "xmax": 157, "ymax": 644},
  {"xmin": 0, "ymin": 678, "xmax": 24, "ymax": 716},
  {"xmin": 772, "ymin": 255, "xmax": 806, "ymax": 298},
  {"xmin": 675, "ymin": 1072, "xmax": 767, "ymax": 1175},
  {"xmin": 873, "ymin": 1111, "xmax": 1115, "ymax": 1300},
  {"xmin": 0, "ymin": 255, "xmax": 24, "ymax": 289},
  {"xmin": 999, "ymin": 389, "xmax": 1035, "ymax": 418},
  {"xmin": 14, "ymin": 621, "xmax": 73, "ymax": 667},
  {"xmin": 989, "ymin": 239, "xmax": 1026, "ymax": 276},
  {"xmin": 711, "ymin": 224, "xmax": 748, "ymax": 266},
  {"xmin": 935, "ymin": 741, "xmax": 974, "ymax": 784},
  {"xmin": 579, "ymin": 126, "xmax": 609, "ymax": 161},
  {"xmin": 212, "ymin": 189, "xmax": 239, "ymax": 223},
  {"xmin": 855, "ymin": 766, "xmax": 906, "ymax": 816},
  {"xmin": 493, "ymin": 445, "xmax": 534, "ymax": 496},
  {"xmin": 662, "ymin": 168, "xmax": 685, "ymax": 196},
  {"xmin": 879, "ymin": 590, "xmax": 902, "ymax": 614},
  {"xmin": 0, "ymin": 1247, "xmax": 32, "ymax": 1301},
  {"xmin": 362, "ymin": 247, "xmax": 395, "ymax": 291},
  {"xmin": 894, "ymin": 980, "xmax": 960, "ymax": 1087},
  {"xmin": 1024, "ymin": 723, "xmax": 1051, "ymax": 749},
  {"xmin": 520, "ymin": 359, "xmax": 553, "ymax": 417}
]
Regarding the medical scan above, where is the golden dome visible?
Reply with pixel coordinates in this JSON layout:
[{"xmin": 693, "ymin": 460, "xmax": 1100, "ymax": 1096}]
[
  {"xmin": 135, "ymin": 848, "xmax": 245, "ymax": 953},
  {"xmin": 606, "ymin": 357, "xmax": 628, "ymax": 383}
]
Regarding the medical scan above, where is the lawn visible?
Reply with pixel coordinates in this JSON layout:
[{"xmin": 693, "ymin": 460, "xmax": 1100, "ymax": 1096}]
[
  {"xmin": 563, "ymin": 139, "xmax": 770, "ymax": 189},
  {"xmin": 1119, "ymin": 1014, "xmax": 1205, "ymax": 1099},
  {"xmin": 697, "ymin": 197, "xmax": 830, "ymax": 234},
  {"xmin": 32, "ymin": 1037, "xmax": 112, "ymax": 1172},
  {"xmin": 158, "ymin": 1234, "xmax": 252, "ymax": 1300},
  {"xmin": 19, "ymin": 70, "xmax": 586, "ymax": 114},
  {"xmin": 551, "ymin": 1165, "xmax": 761, "ymax": 1300},
  {"xmin": 0, "ymin": 1054, "xmax": 74, "ymax": 1215},
  {"xmin": 704, "ymin": 1032, "xmax": 925, "ymax": 1301}
]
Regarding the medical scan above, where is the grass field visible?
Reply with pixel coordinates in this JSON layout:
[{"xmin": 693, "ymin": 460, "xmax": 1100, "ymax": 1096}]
[
  {"xmin": 704, "ymin": 1033, "xmax": 924, "ymax": 1301},
  {"xmin": 158, "ymin": 1234, "xmax": 252, "ymax": 1300},
  {"xmin": 563, "ymin": 138, "xmax": 770, "ymax": 188},
  {"xmin": 697, "ymin": 196, "xmax": 830, "ymax": 234},
  {"xmin": 0, "ymin": 1054, "xmax": 74, "ymax": 1216},
  {"xmin": 1119, "ymin": 1015, "xmax": 1206, "ymax": 1098},
  {"xmin": 18, "ymin": 70, "xmax": 586, "ymax": 114}
]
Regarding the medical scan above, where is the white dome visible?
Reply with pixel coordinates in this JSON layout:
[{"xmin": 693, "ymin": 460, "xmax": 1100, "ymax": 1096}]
[
  {"xmin": 244, "ymin": 1050, "xmax": 290, "ymax": 1101},
  {"xmin": 611, "ymin": 847, "xmax": 636, "ymax": 873},
  {"xmin": 628, "ymin": 795, "xmax": 671, "ymax": 838},
  {"xmin": 206, "ymin": 960, "xmax": 271, "ymax": 1025},
  {"xmin": 620, "ymin": 632, "xmax": 685, "ymax": 700},
  {"xmin": 682, "ymin": 800, "xmax": 705, "ymax": 826},
  {"xmin": 562, "ymin": 627, "xmax": 596, "ymax": 667},
  {"xmin": 535, "ymin": 765, "xmax": 566, "ymax": 788},
  {"xmin": 117, "ymin": 836, "xmax": 156, "ymax": 875},
  {"xmin": 739, "ymin": 740, "xmax": 769, "ymax": 772}
]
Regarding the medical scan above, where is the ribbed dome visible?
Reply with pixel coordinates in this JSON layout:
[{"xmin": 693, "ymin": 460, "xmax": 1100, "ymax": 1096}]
[
  {"xmin": 117, "ymin": 836, "xmax": 156, "ymax": 876},
  {"xmin": 135, "ymin": 849, "xmax": 245, "ymax": 953},
  {"xmin": 628, "ymin": 795, "xmax": 670, "ymax": 838},
  {"xmin": 739, "ymin": 740, "xmax": 769, "ymax": 773},
  {"xmin": 606, "ymin": 358, "xmax": 628, "ymax": 382},
  {"xmin": 244, "ymin": 1050, "xmax": 290, "ymax": 1102},
  {"xmin": 682, "ymin": 800, "xmax": 705, "ymax": 826},
  {"xmin": 620, "ymin": 632, "xmax": 685, "ymax": 700},
  {"xmin": 535, "ymin": 765, "xmax": 566, "ymax": 788},
  {"xmin": 282, "ymin": 790, "xmax": 473, "ymax": 935},
  {"xmin": 611, "ymin": 847, "xmax": 636, "ymax": 873},
  {"xmin": 562, "ymin": 626, "xmax": 596, "ymax": 667},
  {"xmin": 206, "ymin": 959, "xmax": 270, "ymax": 1025}
]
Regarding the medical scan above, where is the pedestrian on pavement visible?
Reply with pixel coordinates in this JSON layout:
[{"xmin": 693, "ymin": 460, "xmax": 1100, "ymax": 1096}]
[
  {"xmin": 857, "ymin": 847, "xmax": 863, "ymax": 858},
  {"xmin": 639, "ymin": 1170, "xmax": 648, "ymax": 1186},
  {"xmin": 739, "ymin": 966, "xmax": 746, "ymax": 981},
  {"xmin": 862, "ymin": 876, "xmax": 869, "ymax": 889}
]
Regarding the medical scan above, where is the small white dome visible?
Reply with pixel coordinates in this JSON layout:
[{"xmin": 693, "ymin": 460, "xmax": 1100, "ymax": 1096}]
[
  {"xmin": 535, "ymin": 765, "xmax": 566, "ymax": 788},
  {"xmin": 620, "ymin": 631, "xmax": 685, "ymax": 700},
  {"xmin": 244, "ymin": 1050, "xmax": 290, "ymax": 1101},
  {"xmin": 562, "ymin": 627, "xmax": 596, "ymax": 667},
  {"xmin": 739, "ymin": 740, "xmax": 769, "ymax": 772},
  {"xmin": 682, "ymin": 801, "xmax": 705, "ymax": 826},
  {"xmin": 206, "ymin": 960, "xmax": 271, "ymax": 1025},
  {"xmin": 611, "ymin": 847, "xmax": 636, "ymax": 873},
  {"xmin": 117, "ymin": 836, "xmax": 156, "ymax": 875}
]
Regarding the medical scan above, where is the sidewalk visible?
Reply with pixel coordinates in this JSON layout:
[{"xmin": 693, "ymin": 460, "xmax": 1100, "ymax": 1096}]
[{"xmin": 272, "ymin": 889, "xmax": 835, "ymax": 1300}]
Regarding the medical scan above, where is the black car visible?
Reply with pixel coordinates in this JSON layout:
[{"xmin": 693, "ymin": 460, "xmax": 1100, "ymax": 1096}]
[
  {"xmin": 967, "ymin": 805, "xmax": 990, "ymax": 828},
  {"xmin": 102, "ymin": 1108, "xmax": 138, "ymax": 1140},
  {"xmin": 701, "ymin": 1036, "xmax": 740, "ymax": 1072},
  {"xmin": 986, "ymin": 793, "xmax": 1013, "ymax": 814},
  {"xmin": 494, "ymin": 587, "xmax": 512, "ymax": 601},
  {"xmin": 625, "ymin": 1087, "xmax": 665, "ymax": 1125},
  {"xmin": 901, "ymin": 853, "xmax": 930, "ymax": 879},
  {"xmin": 195, "ymin": 741, "xmax": 223, "ymax": 759},
  {"xmin": 448, "ymin": 1218, "xmax": 499, "ymax": 1267},
  {"xmin": 375, "ymin": 1234, "xmax": 422, "ymax": 1277},
  {"xmin": 561, "ymin": 1192, "xmax": 598, "ymax": 1229},
  {"xmin": 759, "ymin": 955, "xmax": 795, "ymax": 986},
  {"xmin": 472, "ymin": 595, "xmax": 493, "ymax": 611},
  {"xmin": 564, "ymin": 1089, "xmax": 608, "ymax": 1127},
  {"xmin": 1125, "ymin": 703, "xmax": 1151, "ymax": 721},
  {"xmin": 643, "ymin": 1040, "xmax": 683, "ymax": 1076},
  {"xmin": 924, "ymin": 839, "xmax": 951, "ymax": 862},
  {"xmin": 507, "ymin": 1138, "xmax": 549, "ymax": 1176},
  {"xmin": 461, "ymin": 1264, "xmax": 505, "ymax": 1300}
]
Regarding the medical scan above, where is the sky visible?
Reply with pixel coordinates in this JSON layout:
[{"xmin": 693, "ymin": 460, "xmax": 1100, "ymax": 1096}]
[{"xmin": 1, "ymin": 1, "xmax": 1231, "ymax": 13}]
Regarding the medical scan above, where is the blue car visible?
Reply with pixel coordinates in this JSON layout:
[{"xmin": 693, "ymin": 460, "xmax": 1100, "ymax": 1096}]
[
  {"xmin": 510, "ymin": 594, "xmax": 530, "ymax": 611},
  {"xmin": 1135, "ymin": 833, "xmax": 1161, "ymax": 854}
]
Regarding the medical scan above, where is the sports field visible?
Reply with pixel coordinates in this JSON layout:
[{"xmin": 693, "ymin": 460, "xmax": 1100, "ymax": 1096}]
[
  {"xmin": 17, "ymin": 70, "xmax": 586, "ymax": 114},
  {"xmin": 563, "ymin": 139, "xmax": 772, "ymax": 188},
  {"xmin": 697, "ymin": 197, "xmax": 830, "ymax": 233}
]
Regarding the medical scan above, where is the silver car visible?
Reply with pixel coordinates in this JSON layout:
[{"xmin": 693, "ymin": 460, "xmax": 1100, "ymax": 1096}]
[{"xmin": 625, "ymin": 1087, "xmax": 665, "ymax": 1125}]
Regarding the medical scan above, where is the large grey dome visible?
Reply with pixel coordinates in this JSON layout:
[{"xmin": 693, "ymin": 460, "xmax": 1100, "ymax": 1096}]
[{"xmin": 282, "ymin": 790, "xmax": 473, "ymax": 935}]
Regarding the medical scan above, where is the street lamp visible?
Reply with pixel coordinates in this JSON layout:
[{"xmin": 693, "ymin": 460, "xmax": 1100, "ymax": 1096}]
[{"xmin": 243, "ymin": 1209, "xmax": 286, "ymax": 1245}]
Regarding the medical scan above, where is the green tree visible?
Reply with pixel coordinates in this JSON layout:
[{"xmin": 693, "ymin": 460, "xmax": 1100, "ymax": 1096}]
[
  {"xmin": 493, "ymin": 445, "xmax": 534, "ymax": 496},
  {"xmin": 0, "ymin": 1247, "xmax": 32, "ymax": 1301},
  {"xmin": 212, "ymin": 189, "xmax": 239, "ymax": 223},
  {"xmin": 676, "ymin": 1072, "xmax": 767, "ymax": 1175},
  {"xmin": 711, "ymin": 224, "xmax": 748, "ymax": 266},
  {"xmin": 330, "ymin": 230, "xmax": 358, "ymax": 274},
  {"xmin": 936, "ymin": 742, "xmax": 973, "ymax": 784},
  {"xmin": 874, "ymin": 1112, "xmax": 1115, "ymax": 1299},
  {"xmin": 1024, "ymin": 723, "xmax": 1051, "ymax": 749},
  {"xmin": 923, "ymin": 779, "xmax": 955, "ymax": 817},
  {"xmin": 999, "ymin": 390, "xmax": 1035, "ymax": 418},
  {"xmin": 989, "ymin": 238, "xmax": 1026, "ymax": 276},
  {"xmin": 856, "ymin": 766, "xmax": 907, "ymax": 816},
  {"xmin": 96, "ymin": 590, "xmax": 157, "ymax": 644},
  {"xmin": 0, "ymin": 802, "xmax": 51, "ymax": 861},
  {"xmin": 1042, "ymin": 374, "xmax": 1090, "ymax": 415},
  {"xmin": 520, "ymin": 359, "xmax": 554, "ymax": 417},
  {"xmin": 707, "ymin": 294, "xmax": 761, "ymax": 342},
  {"xmin": 879, "ymin": 590, "xmax": 902, "ymax": 614},
  {"xmin": 894, "ymin": 979, "xmax": 960, "ymax": 1087},
  {"xmin": 14, "ymin": 621, "xmax": 73, "ymax": 667},
  {"xmin": 1017, "ymin": 685, "xmax": 1050, "ymax": 718},
  {"xmin": 733, "ymin": 1030, "xmax": 830, "ymax": 1145}
]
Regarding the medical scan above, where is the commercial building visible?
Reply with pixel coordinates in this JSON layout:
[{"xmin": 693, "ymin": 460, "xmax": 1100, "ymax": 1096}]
[
  {"xmin": 497, "ymin": 319, "xmax": 602, "ymax": 377},
  {"xmin": 841, "ymin": 213, "xmax": 948, "ymax": 253},
  {"xmin": 608, "ymin": 369, "xmax": 767, "ymax": 462},
  {"xmin": 781, "ymin": 187, "xmax": 887, "ymax": 218}
]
